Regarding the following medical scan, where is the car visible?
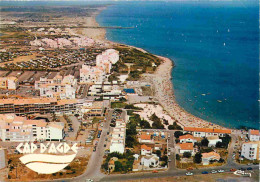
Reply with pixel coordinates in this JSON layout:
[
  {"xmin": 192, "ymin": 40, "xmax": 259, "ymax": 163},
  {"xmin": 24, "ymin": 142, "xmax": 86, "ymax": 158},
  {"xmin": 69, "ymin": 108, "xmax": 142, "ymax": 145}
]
[
  {"xmin": 104, "ymin": 144, "xmax": 106, "ymax": 147},
  {"xmin": 211, "ymin": 170, "xmax": 217, "ymax": 173},
  {"xmin": 202, "ymin": 171, "xmax": 208, "ymax": 174},
  {"xmin": 86, "ymin": 179, "xmax": 94, "ymax": 182},
  {"xmin": 218, "ymin": 169, "xmax": 225, "ymax": 173},
  {"xmin": 230, "ymin": 168, "xmax": 237, "ymax": 172},
  {"xmin": 168, "ymin": 153, "xmax": 171, "ymax": 156},
  {"xmin": 168, "ymin": 159, "xmax": 171, "ymax": 162},
  {"xmin": 239, "ymin": 168, "xmax": 245, "ymax": 171},
  {"xmin": 152, "ymin": 170, "xmax": 158, "ymax": 173},
  {"xmin": 186, "ymin": 167, "xmax": 193, "ymax": 170},
  {"xmin": 247, "ymin": 167, "xmax": 252, "ymax": 170},
  {"xmin": 186, "ymin": 172, "xmax": 193, "ymax": 176}
]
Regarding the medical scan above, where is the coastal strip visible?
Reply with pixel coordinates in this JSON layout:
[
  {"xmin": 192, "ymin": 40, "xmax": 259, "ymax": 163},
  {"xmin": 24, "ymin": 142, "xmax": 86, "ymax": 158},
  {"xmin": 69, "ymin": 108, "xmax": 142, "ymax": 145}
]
[{"xmin": 79, "ymin": 8, "xmax": 227, "ymax": 130}]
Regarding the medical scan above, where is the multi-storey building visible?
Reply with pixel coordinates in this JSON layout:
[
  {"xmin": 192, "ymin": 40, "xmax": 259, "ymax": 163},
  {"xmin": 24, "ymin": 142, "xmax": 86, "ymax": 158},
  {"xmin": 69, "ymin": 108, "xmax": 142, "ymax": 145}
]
[
  {"xmin": 0, "ymin": 114, "xmax": 64, "ymax": 142},
  {"xmin": 0, "ymin": 76, "xmax": 19, "ymax": 90},
  {"xmin": 0, "ymin": 98, "xmax": 82, "ymax": 116},
  {"xmin": 184, "ymin": 127, "xmax": 231, "ymax": 137},
  {"xmin": 110, "ymin": 119, "xmax": 126, "ymax": 154},
  {"xmin": 241, "ymin": 141, "xmax": 260, "ymax": 160},
  {"xmin": 35, "ymin": 74, "xmax": 77, "ymax": 99},
  {"xmin": 248, "ymin": 129, "xmax": 260, "ymax": 141}
]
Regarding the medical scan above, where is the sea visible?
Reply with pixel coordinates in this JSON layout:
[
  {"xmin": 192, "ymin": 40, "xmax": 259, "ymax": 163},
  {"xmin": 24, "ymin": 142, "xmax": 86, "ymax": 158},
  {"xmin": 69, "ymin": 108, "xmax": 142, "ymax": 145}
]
[
  {"xmin": 96, "ymin": 0, "xmax": 259, "ymax": 129},
  {"xmin": 0, "ymin": 1, "xmax": 259, "ymax": 129}
]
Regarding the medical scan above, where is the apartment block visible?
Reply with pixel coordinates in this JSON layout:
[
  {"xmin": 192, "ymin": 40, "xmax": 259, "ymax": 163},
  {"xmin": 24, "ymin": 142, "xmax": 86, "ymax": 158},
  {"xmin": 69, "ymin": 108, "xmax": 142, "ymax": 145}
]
[
  {"xmin": 0, "ymin": 76, "xmax": 19, "ymax": 90},
  {"xmin": 0, "ymin": 114, "xmax": 64, "ymax": 142},
  {"xmin": 241, "ymin": 141, "xmax": 260, "ymax": 160},
  {"xmin": 109, "ymin": 119, "xmax": 126, "ymax": 154}
]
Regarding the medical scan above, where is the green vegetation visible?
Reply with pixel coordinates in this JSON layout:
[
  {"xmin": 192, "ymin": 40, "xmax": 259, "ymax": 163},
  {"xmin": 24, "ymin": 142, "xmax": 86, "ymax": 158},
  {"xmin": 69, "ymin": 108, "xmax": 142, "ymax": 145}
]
[
  {"xmin": 218, "ymin": 134, "xmax": 231, "ymax": 149},
  {"xmin": 111, "ymin": 102, "xmax": 127, "ymax": 108},
  {"xmin": 183, "ymin": 152, "xmax": 192, "ymax": 158},
  {"xmin": 102, "ymin": 151, "xmax": 135, "ymax": 173},
  {"xmin": 168, "ymin": 122, "xmax": 183, "ymax": 130},
  {"xmin": 174, "ymin": 131, "xmax": 184, "ymax": 138},
  {"xmin": 194, "ymin": 153, "xmax": 202, "ymax": 164},
  {"xmin": 201, "ymin": 138, "xmax": 209, "ymax": 147},
  {"xmin": 150, "ymin": 113, "xmax": 164, "ymax": 129}
]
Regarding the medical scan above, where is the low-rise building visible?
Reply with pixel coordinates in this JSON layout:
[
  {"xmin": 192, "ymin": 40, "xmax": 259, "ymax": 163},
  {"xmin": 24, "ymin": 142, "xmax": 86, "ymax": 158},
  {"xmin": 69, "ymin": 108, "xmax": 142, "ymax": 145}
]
[
  {"xmin": 248, "ymin": 130, "xmax": 260, "ymax": 141},
  {"xmin": 0, "ymin": 76, "xmax": 18, "ymax": 90},
  {"xmin": 241, "ymin": 141, "xmax": 260, "ymax": 160},
  {"xmin": 202, "ymin": 151, "xmax": 221, "ymax": 165},
  {"xmin": 184, "ymin": 127, "xmax": 231, "ymax": 137},
  {"xmin": 141, "ymin": 144, "xmax": 152, "ymax": 156},
  {"xmin": 139, "ymin": 134, "xmax": 154, "ymax": 144},
  {"xmin": 179, "ymin": 143, "xmax": 195, "ymax": 156},
  {"xmin": 140, "ymin": 154, "xmax": 159, "ymax": 168},
  {"xmin": 179, "ymin": 134, "xmax": 196, "ymax": 144},
  {"xmin": 208, "ymin": 136, "xmax": 222, "ymax": 147}
]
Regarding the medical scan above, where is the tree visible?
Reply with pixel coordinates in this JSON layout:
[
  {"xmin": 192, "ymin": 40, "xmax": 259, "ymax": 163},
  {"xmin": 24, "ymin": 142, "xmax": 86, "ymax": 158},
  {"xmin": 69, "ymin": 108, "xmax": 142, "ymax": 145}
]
[
  {"xmin": 194, "ymin": 153, "xmax": 202, "ymax": 164},
  {"xmin": 176, "ymin": 154, "xmax": 180, "ymax": 161},
  {"xmin": 174, "ymin": 131, "xmax": 183, "ymax": 138},
  {"xmin": 168, "ymin": 122, "xmax": 183, "ymax": 130},
  {"xmin": 201, "ymin": 138, "xmax": 209, "ymax": 147},
  {"xmin": 183, "ymin": 152, "xmax": 191, "ymax": 158},
  {"xmin": 216, "ymin": 141, "xmax": 223, "ymax": 148},
  {"xmin": 150, "ymin": 113, "xmax": 164, "ymax": 129},
  {"xmin": 155, "ymin": 150, "xmax": 161, "ymax": 157},
  {"xmin": 114, "ymin": 161, "xmax": 123, "ymax": 172},
  {"xmin": 218, "ymin": 158, "xmax": 225, "ymax": 163}
]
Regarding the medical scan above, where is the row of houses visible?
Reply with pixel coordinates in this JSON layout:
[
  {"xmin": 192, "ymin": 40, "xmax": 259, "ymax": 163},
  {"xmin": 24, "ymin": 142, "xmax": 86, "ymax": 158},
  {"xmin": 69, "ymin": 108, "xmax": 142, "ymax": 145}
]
[
  {"xmin": 109, "ymin": 119, "xmax": 126, "ymax": 154},
  {"xmin": 0, "ymin": 114, "xmax": 64, "ymax": 142}
]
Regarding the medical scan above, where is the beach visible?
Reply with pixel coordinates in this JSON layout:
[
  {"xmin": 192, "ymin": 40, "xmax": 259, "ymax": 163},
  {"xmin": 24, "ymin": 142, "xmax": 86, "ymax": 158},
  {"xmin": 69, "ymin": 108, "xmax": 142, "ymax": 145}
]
[{"xmin": 80, "ymin": 9, "xmax": 227, "ymax": 130}]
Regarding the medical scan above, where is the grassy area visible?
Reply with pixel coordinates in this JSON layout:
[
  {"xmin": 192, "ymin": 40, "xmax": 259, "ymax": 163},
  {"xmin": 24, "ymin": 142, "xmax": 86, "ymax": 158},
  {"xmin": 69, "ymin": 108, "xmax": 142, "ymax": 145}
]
[{"xmin": 111, "ymin": 102, "xmax": 127, "ymax": 108}]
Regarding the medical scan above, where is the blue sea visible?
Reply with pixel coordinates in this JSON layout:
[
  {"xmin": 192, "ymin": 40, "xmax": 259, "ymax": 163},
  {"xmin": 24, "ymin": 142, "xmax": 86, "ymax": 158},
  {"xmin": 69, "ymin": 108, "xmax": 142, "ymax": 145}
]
[
  {"xmin": 96, "ymin": 1, "xmax": 259, "ymax": 129},
  {"xmin": 0, "ymin": 1, "xmax": 259, "ymax": 129}
]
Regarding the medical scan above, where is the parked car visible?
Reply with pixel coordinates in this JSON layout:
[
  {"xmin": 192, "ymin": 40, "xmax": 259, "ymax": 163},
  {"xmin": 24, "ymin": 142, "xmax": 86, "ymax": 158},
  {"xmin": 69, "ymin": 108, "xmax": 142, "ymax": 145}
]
[
  {"xmin": 186, "ymin": 172, "xmax": 193, "ymax": 176},
  {"xmin": 230, "ymin": 168, "xmax": 237, "ymax": 172},
  {"xmin": 186, "ymin": 167, "xmax": 193, "ymax": 170},
  {"xmin": 218, "ymin": 169, "xmax": 225, "ymax": 173},
  {"xmin": 239, "ymin": 168, "xmax": 245, "ymax": 171},
  {"xmin": 202, "ymin": 171, "xmax": 208, "ymax": 174},
  {"xmin": 247, "ymin": 167, "xmax": 252, "ymax": 170},
  {"xmin": 86, "ymin": 179, "xmax": 94, "ymax": 182},
  {"xmin": 152, "ymin": 170, "xmax": 158, "ymax": 173},
  {"xmin": 104, "ymin": 144, "xmax": 106, "ymax": 147},
  {"xmin": 211, "ymin": 170, "xmax": 217, "ymax": 174}
]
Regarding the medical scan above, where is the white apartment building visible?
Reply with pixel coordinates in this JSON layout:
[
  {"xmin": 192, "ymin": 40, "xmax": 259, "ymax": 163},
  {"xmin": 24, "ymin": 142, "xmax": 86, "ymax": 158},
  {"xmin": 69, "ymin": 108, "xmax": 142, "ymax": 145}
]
[
  {"xmin": 35, "ymin": 74, "xmax": 77, "ymax": 99},
  {"xmin": 0, "ymin": 114, "xmax": 64, "ymax": 142},
  {"xmin": 241, "ymin": 141, "xmax": 260, "ymax": 160},
  {"xmin": 80, "ymin": 65, "xmax": 106, "ymax": 84},
  {"xmin": 248, "ymin": 129, "xmax": 260, "ymax": 141},
  {"xmin": 110, "ymin": 119, "xmax": 126, "ymax": 154},
  {"xmin": 184, "ymin": 127, "xmax": 231, "ymax": 137}
]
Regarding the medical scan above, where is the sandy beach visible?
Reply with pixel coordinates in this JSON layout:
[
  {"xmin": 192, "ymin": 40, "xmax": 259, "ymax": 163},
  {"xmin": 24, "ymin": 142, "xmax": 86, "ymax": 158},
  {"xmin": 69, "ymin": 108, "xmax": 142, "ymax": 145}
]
[{"xmin": 79, "ymin": 8, "xmax": 227, "ymax": 130}]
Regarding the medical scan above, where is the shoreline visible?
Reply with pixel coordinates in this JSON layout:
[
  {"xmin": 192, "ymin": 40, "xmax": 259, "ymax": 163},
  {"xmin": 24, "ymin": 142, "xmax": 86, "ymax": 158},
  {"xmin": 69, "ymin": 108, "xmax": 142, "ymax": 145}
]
[{"xmin": 81, "ymin": 8, "xmax": 228, "ymax": 130}]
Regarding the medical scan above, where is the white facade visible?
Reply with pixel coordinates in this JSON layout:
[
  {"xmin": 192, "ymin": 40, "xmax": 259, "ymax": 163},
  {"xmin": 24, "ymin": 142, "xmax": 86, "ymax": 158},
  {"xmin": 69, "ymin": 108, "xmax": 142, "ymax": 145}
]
[
  {"xmin": 248, "ymin": 130, "xmax": 260, "ymax": 141},
  {"xmin": 109, "ymin": 119, "xmax": 126, "ymax": 154},
  {"xmin": 208, "ymin": 138, "xmax": 222, "ymax": 147},
  {"xmin": 241, "ymin": 142, "xmax": 260, "ymax": 160},
  {"xmin": 0, "ymin": 114, "xmax": 64, "ymax": 142},
  {"xmin": 80, "ymin": 65, "xmax": 106, "ymax": 84},
  {"xmin": 140, "ymin": 155, "xmax": 159, "ymax": 167},
  {"xmin": 141, "ymin": 145, "xmax": 152, "ymax": 156},
  {"xmin": 36, "ymin": 74, "xmax": 77, "ymax": 99}
]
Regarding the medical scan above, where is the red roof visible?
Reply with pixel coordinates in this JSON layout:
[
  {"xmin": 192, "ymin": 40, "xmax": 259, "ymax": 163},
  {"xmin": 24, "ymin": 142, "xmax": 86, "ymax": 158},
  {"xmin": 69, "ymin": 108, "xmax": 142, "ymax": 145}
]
[
  {"xmin": 184, "ymin": 127, "xmax": 231, "ymax": 134},
  {"xmin": 141, "ymin": 144, "xmax": 152, "ymax": 151},
  {"xmin": 179, "ymin": 143, "xmax": 193, "ymax": 150},
  {"xmin": 179, "ymin": 134, "xmax": 194, "ymax": 140},
  {"xmin": 250, "ymin": 130, "xmax": 260, "ymax": 135},
  {"xmin": 140, "ymin": 134, "xmax": 151, "ymax": 140}
]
